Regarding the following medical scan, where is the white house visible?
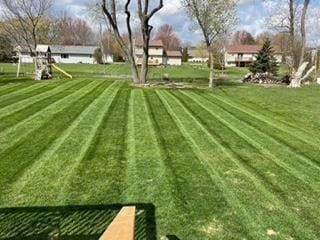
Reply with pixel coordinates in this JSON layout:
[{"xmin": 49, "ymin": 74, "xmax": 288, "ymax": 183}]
[
  {"xmin": 50, "ymin": 45, "xmax": 98, "ymax": 64},
  {"xmin": 16, "ymin": 45, "xmax": 113, "ymax": 64},
  {"xmin": 225, "ymin": 45, "xmax": 282, "ymax": 67},
  {"xmin": 188, "ymin": 48, "xmax": 209, "ymax": 63},
  {"xmin": 166, "ymin": 51, "xmax": 182, "ymax": 66}
]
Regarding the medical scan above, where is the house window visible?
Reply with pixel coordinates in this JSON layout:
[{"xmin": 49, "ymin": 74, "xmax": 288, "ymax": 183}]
[
  {"xmin": 89, "ymin": 55, "xmax": 93, "ymax": 58},
  {"xmin": 61, "ymin": 54, "xmax": 69, "ymax": 59}
]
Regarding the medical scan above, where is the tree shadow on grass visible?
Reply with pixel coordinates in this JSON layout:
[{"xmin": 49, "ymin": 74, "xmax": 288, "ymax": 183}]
[
  {"xmin": 166, "ymin": 235, "xmax": 181, "ymax": 240},
  {"xmin": 0, "ymin": 203, "xmax": 156, "ymax": 240}
]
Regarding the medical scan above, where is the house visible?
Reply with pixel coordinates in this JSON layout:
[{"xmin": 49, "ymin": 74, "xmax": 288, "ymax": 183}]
[
  {"xmin": 16, "ymin": 45, "xmax": 113, "ymax": 64},
  {"xmin": 50, "ymin": 45, "xmax": 98, "ymax": 64},
  {"xmin": 134, "ymin": 40, "xmax": 182, "ymax": 66},
  {"xmin": 166, "ymin": 51, "xmax": 182, "ymax": 66},
  {"xmin": 188, "ymin": 48, "xmax": 209, "ymax": 63},
  {"xmin": 225, "ymin": 45, "xmax": 282, "ymax": 67},
  {"xmin": 135, "ymin": 40, "xmax": 165, "ymax": 66}
]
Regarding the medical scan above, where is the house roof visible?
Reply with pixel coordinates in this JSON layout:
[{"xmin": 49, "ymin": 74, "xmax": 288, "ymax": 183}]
[
  {"xmin": 226, "ymin": 45, "xmax": 262, "ymax": 54},
  {"xmin": 36, "ymin": 45, "xmax": 51, "ymax": 52},
  {"xmin": 50, "ymin": 45, "xmax": 98, "ymax": 55},
  {"xmin": 135, "ymin": 40, "xmax": 163, "ymax": 47},
  {"xmin": 16, "ymin": 44, "xmax": 99, "ymax": 55},
  {"xmin": 226, "ymin": 44, "xmax": 283, "ymax": 54},
  {"xmin": 166, "ymin": 51, "xmax": 182, "ymax": 57}
]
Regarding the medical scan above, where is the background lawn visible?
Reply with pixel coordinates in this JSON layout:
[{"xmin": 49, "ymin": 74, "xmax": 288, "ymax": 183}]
[
  {"xmin": 0, "ymin": 62, "xmax": 251, "ymax": 85},
  {"xmin": 0, "ymin": 64, "xmax": 319, "ymax": 239}
]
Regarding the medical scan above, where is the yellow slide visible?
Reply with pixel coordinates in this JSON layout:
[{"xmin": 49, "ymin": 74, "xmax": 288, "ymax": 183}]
[{"xmin": 52, "ymin": 64, "xmax": 73, "ymax": 79}]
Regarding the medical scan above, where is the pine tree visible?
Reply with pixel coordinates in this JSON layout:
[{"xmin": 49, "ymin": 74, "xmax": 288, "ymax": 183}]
[{"xmin": 249, "ymin": 39, "xmax": 279, "ymax": 75}]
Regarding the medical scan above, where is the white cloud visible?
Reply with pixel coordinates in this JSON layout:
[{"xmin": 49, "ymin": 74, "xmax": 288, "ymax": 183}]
[{"xmin": 51, "ymin": 0, "xmax": 320, "ymax": 46}]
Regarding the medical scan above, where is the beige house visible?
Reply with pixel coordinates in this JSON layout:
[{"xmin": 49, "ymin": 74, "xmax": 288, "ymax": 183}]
[
  {"xmin": 134, "ymin": 40, "xmax": 182, "ymax": 66},
  {"xmin": 225, "ymin": 45, "xmax": 282, "ymax": 67},
  {"xmin": 135, "ymin": 40, "xmax": 165, "ymax": 66}
]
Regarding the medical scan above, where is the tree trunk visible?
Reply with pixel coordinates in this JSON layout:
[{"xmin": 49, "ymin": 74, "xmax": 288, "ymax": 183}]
[
  {"xmin": 290, "ymin": 62, "xmax": 315, "ymax": 88},
  {"xmin": 289, "ymin": 0, "xmax": 297, "ymax": 70},
  {"xmin": 127, "ymin": 54, "xmax": 140, "ymax": 84},
  {"xmin": 140, "ymin": 54, "xmax": 148, "ymax": 84},
  {"xmin": 299, "ymin": 0, "xmax": 310, "ymax": 67},
  {"xmin": 209, "ymin": 49, "xmax": 215, "ymax": 88},
  {"xmin": 99, "ymin": 23, "xmax": 106, "ymax": 64},
  {"xmin": 140, "ymin": 40, "xmax": 149, "ymax": 84}
]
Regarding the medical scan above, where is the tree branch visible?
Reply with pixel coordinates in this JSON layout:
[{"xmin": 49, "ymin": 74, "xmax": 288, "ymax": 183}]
[
  {"xmin": 301, "ymin": 65, "xmax": 316, "ymax": 82},
  {"xmin": 101, "ymin": 0, "xmax": 117, "ymax": 31},
  {"xmin": 147, "ymin": 0, "xmax": 163, "ymax": 19}
]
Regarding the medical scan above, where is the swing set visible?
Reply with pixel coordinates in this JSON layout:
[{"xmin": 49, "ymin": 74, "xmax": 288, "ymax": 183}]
[{"xmin": 16, "ymin": 45, "xmax": 73, "ymax": 80}]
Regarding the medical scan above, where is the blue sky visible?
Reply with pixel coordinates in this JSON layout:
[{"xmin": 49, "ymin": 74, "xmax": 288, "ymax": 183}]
[{"xmin": 54, "ymin": 0, "xmax": 319, "ymax": 46}]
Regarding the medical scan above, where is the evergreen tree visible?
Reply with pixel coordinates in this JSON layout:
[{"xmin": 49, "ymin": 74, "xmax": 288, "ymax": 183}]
[{"xmin": 249, "ymin": 39, "xmax": 279, "ymax": 75}]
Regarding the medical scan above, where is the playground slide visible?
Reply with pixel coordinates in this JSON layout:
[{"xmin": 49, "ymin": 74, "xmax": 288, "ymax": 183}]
[{"xmin": 52, "ymin": 64, "xmax": 73, "ymax": 79}]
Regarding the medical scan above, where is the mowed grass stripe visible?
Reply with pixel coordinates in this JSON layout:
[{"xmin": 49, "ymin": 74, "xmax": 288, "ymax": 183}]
[
  {"xmin": 0, "ymin": 80, "xmax": 109, "ymax": 204},
  {"xmin": 0, "ymin": 80, "xmax": 90, "ymax": 132},
  {"xmin": 6, "ymin": 81, "xmax": 122, "ymax": 205},
  {"xmin": 202, "ymin": 91, "xmax": 320, "ymax": 169},
  {"xmin": 215, "ymin": 88, "xmax": 320, "ymax": 139},
  {"xmin": 0, "ymin": 84, "xmax": 35, "ymax": 97},
  {"xmin": 58, "ymin": 84, "xmax": 130, "ymax": 204},
  {"xmin": 156, "ymin": 90, "xmax": 258, "ymax": 239},
  {"xmin": 124, "ymin": 90, "xmax": 181, "ymax": 237},
  {"xmin": 124, "ymin": 89, "xmax": 174, "ymax": 200},
  {"xmin": 200, "ymin": 92, "xmax": 320, "ymax": 179},
  {"xmin": 0, "ymin": 80, "xmax": 81, "ymax": 119},
  {"xmin": 0, "ymin": 83, "xmax": 47, "ymax": 100},
  {"xmin": 0, "ymin": 80, "xmax": 102, "ymax": 153},
  {"xmin": 0, "ymin": 82, "xmax": 64, "ymax": 110},
  {"xmin": 144, "ymin": 90, "xmax": 248, "ymax": 239},
  {"xmin": 160, "ymin": 90, "xmax": 319, "ymax": 239},
  {"xmin": 210, "ymin": 93, "xmax": 319, "ymax": 146},
  {"xmin": 176, "ymin": 91, "xmax": 320, "ymax": 232},
  {"xmin": 182, "ymin": 91, "xmax": 318, "ymax": 190},
  {"xmin": 196, "ymin": 94, "xmax": 320, "ymax": 230}
]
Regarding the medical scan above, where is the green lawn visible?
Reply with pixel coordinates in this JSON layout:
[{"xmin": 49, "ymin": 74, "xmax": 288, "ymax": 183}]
[
  {"xmin": 0, "ymin": 62, "xmax": 250, "ymax": 84},
  {"xmin": 0, "ymin": 64, "xmax": 320, "ymax": 239}
]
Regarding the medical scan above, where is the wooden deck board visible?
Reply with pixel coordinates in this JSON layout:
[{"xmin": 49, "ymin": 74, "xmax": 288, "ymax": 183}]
[{"xmin": 99, "ymin": 206, "xmax": 136, "ymax": 240}]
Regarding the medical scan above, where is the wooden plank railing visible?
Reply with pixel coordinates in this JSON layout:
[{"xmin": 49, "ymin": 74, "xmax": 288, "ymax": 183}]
[{"xmin": 99, "ymin": 206, "xmax": 136, "ymax": 240}]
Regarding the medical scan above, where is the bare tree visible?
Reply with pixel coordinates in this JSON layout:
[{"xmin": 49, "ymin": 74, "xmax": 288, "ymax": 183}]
[
  {"xmin": 154, "ymin": 24, "xmax": 182, "ymax": 51},
  {"xmin": 86, "ymin": 1, "xmax": 112, "ymax": 62},
  {"xmin": 265, "ymin": 0, "xmax": 314, "ymax": 87},
  {"xmin": 232, "ymin": 30, "xmax": 256, "ymax": 45},
  {"xmin": 101, "ymin": 0, "xmax": 163, "ymax": 84},
  {"xmin": 255, "ymin": 31, "xmax": 274, "ymax": 45},
  {"xmin": 0, "ymin": 0, "xmax": 52, "ymax": 55},
  {"xmin": 56, "ymin": 13, "xmax": 94, "ymax": 46},
  {"xmin": 183, "ymin": 0, "xmax": 237, "ymax": 87},
  {"xmin": 289, "ymin": 0, "xmax": 314, "ymax": 87}
]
